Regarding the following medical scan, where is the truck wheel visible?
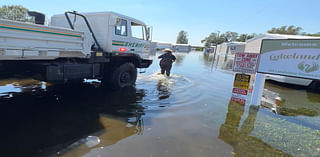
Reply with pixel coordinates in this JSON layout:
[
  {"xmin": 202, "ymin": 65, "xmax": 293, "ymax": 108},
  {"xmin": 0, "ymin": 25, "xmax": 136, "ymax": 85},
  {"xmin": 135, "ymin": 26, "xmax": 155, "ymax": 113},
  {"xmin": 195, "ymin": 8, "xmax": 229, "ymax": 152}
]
[{"xmin": 111, "ymin": 63, "xmax": 137, "ymax": 89}]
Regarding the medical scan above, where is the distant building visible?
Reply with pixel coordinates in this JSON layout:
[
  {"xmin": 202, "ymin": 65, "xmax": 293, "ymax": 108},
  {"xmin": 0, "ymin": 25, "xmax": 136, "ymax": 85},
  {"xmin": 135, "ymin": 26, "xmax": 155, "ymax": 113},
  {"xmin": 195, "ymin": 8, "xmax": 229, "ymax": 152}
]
[
  {"xmin": 216, "ymin": 42, "xmax": 246, "ymax": 55},
  {"xmin": 172, "ymin": 44, "xmax": 191, "ymax": 52},
  {"xmin": 191, "ymin": 45, "xmax": 204, "ymax": 51},
  {"xmin": 245, "ymin": 33, "xmax": 320, "ymax": 53},
  {"xmin": 155, "ymin": 41, "xmax": 173, "ymax": 50},
  {"xmin": 213, "ymin": 42, "xmax": 245, "ymax": 70},
  {"xmin": 203, "ymin": 46, "xmax": 215, "ymax": 53}
]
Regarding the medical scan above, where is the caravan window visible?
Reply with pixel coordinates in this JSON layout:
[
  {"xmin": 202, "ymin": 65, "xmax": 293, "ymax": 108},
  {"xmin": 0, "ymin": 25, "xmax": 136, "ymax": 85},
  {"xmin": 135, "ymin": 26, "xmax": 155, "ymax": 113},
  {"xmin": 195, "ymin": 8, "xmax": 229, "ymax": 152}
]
[
  {"xmin": 131, "ymin": 22, "xmax": 146, "ymax": 40},
  {"xmin": 115, "ymin": 19, "xmax": 127, "ymax": 36}
]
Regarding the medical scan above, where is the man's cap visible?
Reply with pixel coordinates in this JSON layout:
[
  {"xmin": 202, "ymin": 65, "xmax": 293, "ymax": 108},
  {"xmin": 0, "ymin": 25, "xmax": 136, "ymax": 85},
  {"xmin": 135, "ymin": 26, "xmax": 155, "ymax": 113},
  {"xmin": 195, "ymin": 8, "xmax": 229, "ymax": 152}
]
[{"xmin": 162, "ymin": 48, "xmax": 173, "ymax": 53}]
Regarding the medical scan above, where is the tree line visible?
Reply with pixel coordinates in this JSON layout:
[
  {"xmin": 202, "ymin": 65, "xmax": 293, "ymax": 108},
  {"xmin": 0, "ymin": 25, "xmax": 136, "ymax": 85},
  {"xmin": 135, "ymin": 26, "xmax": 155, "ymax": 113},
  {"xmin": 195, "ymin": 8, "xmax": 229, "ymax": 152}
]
[
  {"xmin": 177, "ymin": 25, "xmax": 320, "ymax": 47},
  {"xmin": 197, "ymin": 26, "xmax": 320, "ymax": 47},
  {"xmin": 0, "ymin": 5, "xmax": 33, "ymax": 23},
  {"xmin": 200, "ymin": 32, "xmax": 257, "ymax": 47}
]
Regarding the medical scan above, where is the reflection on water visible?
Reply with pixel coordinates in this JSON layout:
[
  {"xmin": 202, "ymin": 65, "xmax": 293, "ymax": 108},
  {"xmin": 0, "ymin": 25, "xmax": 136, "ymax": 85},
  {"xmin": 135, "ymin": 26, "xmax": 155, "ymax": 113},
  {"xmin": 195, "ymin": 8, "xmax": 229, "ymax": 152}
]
[
  {"xmin": 264, "ymin": 81, "xmax": 320, "ymax": 117},
  {"xmin": 174, "ymin": 54, "xmax": 187, "ymax": 66},
  {"xmin": 59, "ymin": 115, "xmax": 143, "ymax": 157},
  {"xmin": 216, "ymin": 54, "xmax": 234, "ymax": 71},
  {"xmin": 0, "ymin": 52, "xmax": 320, "ymax": 157},
  {"xmin": 0, "ymin": 83, "xmax": 145, "ymax": 157},
  {"xmin": 157, "ymin": 76, "xmax": 171, "ymax": 100},
  {"xmin": 219, "ymin": 99, "xmax": 291, "ymax": 157},
  {"xmin": 0, "ymin": 79, "xmax": 45, "ymax": 97},
  {"xmin": 200, "ymin": 53, "xmax": 214, "ymax": 67},
  {"xmin": 200, "ymin": 53, "xmax": 234, "ymax": 70}
]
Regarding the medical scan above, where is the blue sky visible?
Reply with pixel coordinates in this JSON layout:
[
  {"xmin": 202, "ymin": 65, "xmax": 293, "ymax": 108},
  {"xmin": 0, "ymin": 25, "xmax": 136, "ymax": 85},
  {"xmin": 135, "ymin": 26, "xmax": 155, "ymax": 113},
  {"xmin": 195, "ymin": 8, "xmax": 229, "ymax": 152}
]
[{"xmin": 1, "ymin": 0, "xmax": 319, "ymax": 45}]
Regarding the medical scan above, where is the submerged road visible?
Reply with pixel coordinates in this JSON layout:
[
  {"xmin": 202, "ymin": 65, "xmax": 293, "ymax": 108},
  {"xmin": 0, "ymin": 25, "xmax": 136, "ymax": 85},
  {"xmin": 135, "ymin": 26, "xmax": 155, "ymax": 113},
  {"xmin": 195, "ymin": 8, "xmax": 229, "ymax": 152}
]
[{"xmin": 0, "ymin": 52, "xmax": 320, "ymax": 157}]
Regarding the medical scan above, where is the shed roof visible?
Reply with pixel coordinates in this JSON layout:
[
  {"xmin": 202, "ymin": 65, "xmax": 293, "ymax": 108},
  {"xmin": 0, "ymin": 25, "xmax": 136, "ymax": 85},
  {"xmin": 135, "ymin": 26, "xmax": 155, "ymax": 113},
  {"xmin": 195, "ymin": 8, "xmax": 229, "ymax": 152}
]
[{"xmin": 247, "ymin": 33, "xmax": 320, "ymax": 43}]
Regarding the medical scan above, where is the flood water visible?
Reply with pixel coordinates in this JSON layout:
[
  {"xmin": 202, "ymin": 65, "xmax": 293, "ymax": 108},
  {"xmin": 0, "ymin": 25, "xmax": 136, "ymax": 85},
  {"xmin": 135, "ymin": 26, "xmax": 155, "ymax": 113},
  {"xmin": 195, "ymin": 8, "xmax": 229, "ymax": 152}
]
[{"xmin": 0, "ymin": 52, "xmax": 320, "ymax": 157}]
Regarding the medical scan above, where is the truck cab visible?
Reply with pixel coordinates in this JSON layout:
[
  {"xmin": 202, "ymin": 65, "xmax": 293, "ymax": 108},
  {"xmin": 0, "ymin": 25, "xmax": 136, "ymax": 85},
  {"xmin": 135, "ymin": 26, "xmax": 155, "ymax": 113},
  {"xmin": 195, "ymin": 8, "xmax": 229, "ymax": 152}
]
[{"xmin": 50, "ymin": 12, "xmax": 151, "ymax": 59}]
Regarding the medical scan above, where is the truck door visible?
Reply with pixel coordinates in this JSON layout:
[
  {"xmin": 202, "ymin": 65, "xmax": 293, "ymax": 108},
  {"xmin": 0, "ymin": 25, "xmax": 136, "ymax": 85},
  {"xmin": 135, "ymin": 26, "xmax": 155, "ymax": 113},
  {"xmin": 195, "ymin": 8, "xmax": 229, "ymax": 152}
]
[
  {"xmin": 112, "ymin": 18, "xmax": 129, "ymax": 52},
  {"xmin": 111, "ymin": 18, "xmax": 150, "ymax": 58},
  {"xmin": 129, "ymin": 21, "xmax": 150, "ymax": 57}
]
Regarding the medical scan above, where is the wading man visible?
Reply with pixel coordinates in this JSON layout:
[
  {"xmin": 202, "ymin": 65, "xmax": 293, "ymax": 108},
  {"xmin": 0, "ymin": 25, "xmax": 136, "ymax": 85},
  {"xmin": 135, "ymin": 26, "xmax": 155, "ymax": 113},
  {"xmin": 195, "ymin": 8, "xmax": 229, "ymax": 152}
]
[{"xmin": 158, "ymin": 48, "xmax": 176, "ymax": 76}]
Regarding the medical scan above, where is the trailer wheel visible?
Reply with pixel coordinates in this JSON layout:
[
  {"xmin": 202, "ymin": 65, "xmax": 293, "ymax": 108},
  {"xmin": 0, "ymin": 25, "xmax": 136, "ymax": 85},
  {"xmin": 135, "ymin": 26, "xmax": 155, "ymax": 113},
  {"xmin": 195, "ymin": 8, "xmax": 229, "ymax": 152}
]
[{"xmin": 111, "ymin": 63, "xmax": 137, "ymax": 89}]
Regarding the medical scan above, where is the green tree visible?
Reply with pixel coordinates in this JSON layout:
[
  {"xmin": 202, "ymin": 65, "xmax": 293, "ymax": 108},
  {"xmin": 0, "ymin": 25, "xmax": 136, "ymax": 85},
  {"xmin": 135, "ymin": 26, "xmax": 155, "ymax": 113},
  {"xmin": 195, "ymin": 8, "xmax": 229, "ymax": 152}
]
[
  {"xmin": 237, "ymin": 33, "xmax": 255, "ymax": 42},
  {"xmin": 267, "ymin": 25, "xmax": 302, "ymax": 35},
  {"xmin": 0, "ymin": 5, "xmax": 33, "ymax": 22},
  {"xmin": 201, "ymin": 32, "xmax": 225, "ymax": 47},
  {"xmin": 310, "ymin": 32, "xmax": 320, "ymax": 37},
  {"xmin": 301, "ymin": 32, "xmax": 320, "ymax": 37},
  {"xmin": 223, "ymin": 31, "xmax": 238, "ymax": 42},
  {"xmin": 176, "ymin": 30, "xmax": 188, "ymax": 44}
]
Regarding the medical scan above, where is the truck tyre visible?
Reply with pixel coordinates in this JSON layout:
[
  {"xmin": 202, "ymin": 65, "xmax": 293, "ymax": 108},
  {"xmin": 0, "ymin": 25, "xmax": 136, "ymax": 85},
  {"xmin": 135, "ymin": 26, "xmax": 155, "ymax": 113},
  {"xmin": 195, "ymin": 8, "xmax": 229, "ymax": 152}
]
[{"xmin": 111, "ymin": 63, "xmax": 137, "ymax": 89}]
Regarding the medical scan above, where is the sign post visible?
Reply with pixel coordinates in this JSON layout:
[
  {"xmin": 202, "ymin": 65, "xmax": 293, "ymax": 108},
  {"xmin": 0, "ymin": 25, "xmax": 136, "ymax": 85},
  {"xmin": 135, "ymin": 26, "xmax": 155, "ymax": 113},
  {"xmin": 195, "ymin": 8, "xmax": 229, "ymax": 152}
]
[
  {"xmin": 232, "ymin": 53, "xmax": 259, "ymax": 104},
  {"xmin": 251, "ymin": 73, "xmax": 266, "ymax": 106}
]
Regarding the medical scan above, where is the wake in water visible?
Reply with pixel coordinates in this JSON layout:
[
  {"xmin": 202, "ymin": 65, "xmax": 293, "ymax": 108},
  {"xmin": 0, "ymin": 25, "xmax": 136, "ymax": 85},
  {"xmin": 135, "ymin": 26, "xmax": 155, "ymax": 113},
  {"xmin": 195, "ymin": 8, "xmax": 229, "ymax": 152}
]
[
  {"xmin": 137, "ymin": 72, "xmax": 193, "ymax": 95},
  {"xmin": 138, "ymin": 72, "xmax": 179, "ymax": 100},
  {"xmin": 136, "ymin": 72, "xmax": 203, "ymax": 110},
  {"xmin": 138, "ymin": 72, "xmax": 191, "ymax": 85}
]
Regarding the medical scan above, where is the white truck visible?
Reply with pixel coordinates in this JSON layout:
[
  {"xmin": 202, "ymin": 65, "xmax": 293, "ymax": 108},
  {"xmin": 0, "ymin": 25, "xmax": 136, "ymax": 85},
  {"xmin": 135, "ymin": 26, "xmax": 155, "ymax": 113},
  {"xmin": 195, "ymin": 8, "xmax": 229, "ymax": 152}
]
[{"xmin": 0, "ymin": 11, "xmax": 153, "ymax": 88}]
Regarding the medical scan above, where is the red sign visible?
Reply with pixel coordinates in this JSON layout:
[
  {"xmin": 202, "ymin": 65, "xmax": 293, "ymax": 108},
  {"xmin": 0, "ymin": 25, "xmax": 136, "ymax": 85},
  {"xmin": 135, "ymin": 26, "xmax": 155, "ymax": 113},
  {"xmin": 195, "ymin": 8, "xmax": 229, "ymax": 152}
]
[
  {"xmin": 233, "ymin": 53, "xmax": 260, "ymax": 74},
  {"xmin": 231, "ymin": 96, "xmax": 246, "ymax": 104},
  {"xmin": 232, "ymin": 88, "xmax": 248, "ymax": 95}
]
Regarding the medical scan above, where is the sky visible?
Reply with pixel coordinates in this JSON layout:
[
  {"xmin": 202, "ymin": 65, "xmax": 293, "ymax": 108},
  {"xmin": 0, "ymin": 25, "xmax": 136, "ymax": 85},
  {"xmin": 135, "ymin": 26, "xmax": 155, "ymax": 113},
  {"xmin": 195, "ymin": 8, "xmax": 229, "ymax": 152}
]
[{"xmin": 1, "ymin": 0, "xmax": 320, "ymax": 45}]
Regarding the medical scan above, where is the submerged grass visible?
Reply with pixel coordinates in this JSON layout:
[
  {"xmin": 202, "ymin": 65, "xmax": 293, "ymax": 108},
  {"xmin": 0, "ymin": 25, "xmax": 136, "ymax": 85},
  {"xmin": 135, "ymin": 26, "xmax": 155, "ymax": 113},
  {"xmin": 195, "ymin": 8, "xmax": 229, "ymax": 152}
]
[
  {"xmin": 202, "ymin": 100, "xmax": 320, "ymax": 157},
  {"xmin": 252, "ymin": 112, "xmax": 320, "ymax": 157}
]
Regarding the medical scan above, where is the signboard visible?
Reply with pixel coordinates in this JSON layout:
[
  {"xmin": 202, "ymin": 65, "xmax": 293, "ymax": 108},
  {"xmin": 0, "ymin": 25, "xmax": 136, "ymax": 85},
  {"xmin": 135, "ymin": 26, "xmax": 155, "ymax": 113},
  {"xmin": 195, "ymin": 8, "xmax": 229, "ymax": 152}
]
[
  {"xmin": 258, "ymin": 39, "xmax": 320, "ymax": 80},
  {"xmin": 231, "ymin": 96, "xmax": 246, "ymax": 104},
  {"xmin": 232, "ymin": 88, "xmax": 248, "ymax": 95},
  {"xmin": 233, "ymin": 73, "xmax": 251, "ymax": 90},
  {"xmin": 233, "ymin": 53, "xmax": 260, "ymax": 74}
]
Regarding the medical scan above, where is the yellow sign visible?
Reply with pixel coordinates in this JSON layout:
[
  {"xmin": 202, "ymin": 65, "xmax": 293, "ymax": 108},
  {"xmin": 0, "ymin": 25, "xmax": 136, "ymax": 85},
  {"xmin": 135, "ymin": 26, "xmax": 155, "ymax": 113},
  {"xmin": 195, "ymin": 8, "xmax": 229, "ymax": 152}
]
[
  {"xmin": 96, "ymin": 52, "xmax": 103, "ymax": 56},
  {"xmin": 233, "ymin": 73, "xmax": 251, "ymax": 90}
]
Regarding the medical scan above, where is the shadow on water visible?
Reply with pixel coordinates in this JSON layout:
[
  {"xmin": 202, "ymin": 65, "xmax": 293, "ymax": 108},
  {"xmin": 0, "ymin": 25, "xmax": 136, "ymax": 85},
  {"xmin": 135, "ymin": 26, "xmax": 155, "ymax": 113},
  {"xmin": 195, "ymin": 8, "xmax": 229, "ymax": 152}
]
[
  {"xmin": 0, "ymin": 82, "xmax": 146, "ymax": 157},
  {"xmin": 219, "ymin": 99, "xmax": 292, "ymax": 157}
]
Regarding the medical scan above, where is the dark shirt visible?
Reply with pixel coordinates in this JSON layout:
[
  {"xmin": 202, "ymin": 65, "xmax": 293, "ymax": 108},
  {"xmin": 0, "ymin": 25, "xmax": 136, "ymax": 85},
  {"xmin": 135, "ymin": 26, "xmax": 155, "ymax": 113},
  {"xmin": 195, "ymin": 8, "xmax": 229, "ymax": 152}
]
[{"xmin": 158, "ymin": 53, "xmax": 176, "ymax": 65}]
